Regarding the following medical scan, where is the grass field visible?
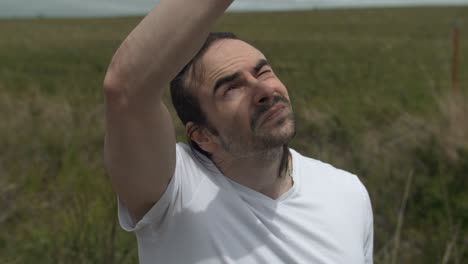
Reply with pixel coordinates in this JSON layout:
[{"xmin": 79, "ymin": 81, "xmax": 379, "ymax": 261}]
[{"xmin": 1, "ymin": 6, "xmax": 467, "ymax": 264}]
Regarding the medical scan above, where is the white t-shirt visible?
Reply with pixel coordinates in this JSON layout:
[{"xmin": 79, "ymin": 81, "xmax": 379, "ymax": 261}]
[{"xmin": 118, "ymin": 143, "xmax": 373, "ymax": 264}]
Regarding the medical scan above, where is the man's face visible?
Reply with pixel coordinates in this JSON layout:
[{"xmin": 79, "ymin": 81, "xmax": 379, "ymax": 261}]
[{"xmin": 192, "ymin": 39, "xmax": 295, "ymax": 157}]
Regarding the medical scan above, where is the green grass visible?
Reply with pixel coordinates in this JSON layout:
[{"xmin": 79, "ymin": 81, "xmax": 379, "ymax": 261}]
[{"xmin": 1, "ymin": 6, "xmax": 467, "ymax": 264}]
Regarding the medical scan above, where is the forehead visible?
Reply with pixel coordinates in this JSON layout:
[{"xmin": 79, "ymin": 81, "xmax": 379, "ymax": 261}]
[{"xmin": 199, "ymin": 39, "xmax": 266, "ymax": 86}]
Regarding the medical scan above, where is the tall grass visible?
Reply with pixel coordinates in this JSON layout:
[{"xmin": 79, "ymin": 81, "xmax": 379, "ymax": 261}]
[{"xmin": 0, "ymin": 6, "xmax": 467, "ymax": 263}]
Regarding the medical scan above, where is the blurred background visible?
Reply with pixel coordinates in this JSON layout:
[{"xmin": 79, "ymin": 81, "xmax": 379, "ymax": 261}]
[{"xmin": 0, "ymin": 0, "xmax": 467, "ymax": 263}]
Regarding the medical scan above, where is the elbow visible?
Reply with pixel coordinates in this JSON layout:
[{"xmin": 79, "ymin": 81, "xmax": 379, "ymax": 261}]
[
  {"xmin": 103, "ymin": 62, "xmax": 129, "ymax": 106},
  {"xmin": 103, "ymin": 43, "xmax": 164, "ymax": 107},
  {"xmin": 103, "ymin": 41, "xmax": 133, "ymax": 103},
  {"xmin": 104, "ymin": 61, "xmax": 123, "ymax": 95},
  {"xmin": 103, "ymin": 42, "xmax": 130, "ymax": 97},
  {"xmin": 103, "ymin": 73, "xmax": 119, "ymax": 96}
]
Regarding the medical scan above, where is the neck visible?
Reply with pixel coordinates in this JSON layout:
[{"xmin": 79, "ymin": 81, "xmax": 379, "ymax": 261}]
[{"xmin": 212, "ymin": 145, "xmax": 292, "ymax": 199}]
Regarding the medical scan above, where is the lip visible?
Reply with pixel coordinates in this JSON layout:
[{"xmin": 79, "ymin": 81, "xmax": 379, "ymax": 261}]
[{"xmin": 258, "ymin": 103, "xmax": 287, "ymax": 126}]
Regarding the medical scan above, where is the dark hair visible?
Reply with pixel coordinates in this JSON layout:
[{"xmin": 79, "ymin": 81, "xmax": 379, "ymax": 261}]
[{"xmin": 170, "ymin": 32, "xmax": 239, "ymax": 157}]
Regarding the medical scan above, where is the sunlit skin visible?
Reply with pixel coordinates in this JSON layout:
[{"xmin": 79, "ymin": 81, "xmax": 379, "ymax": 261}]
[{"xmin": 187, "ymin": 39, "xmax": 296, "ymax": 198}]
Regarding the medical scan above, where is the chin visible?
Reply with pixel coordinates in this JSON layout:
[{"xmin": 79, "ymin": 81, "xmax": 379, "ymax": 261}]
[{"xmin": 256, "ymin": 117, "xmax": 296, "ymax": 149}]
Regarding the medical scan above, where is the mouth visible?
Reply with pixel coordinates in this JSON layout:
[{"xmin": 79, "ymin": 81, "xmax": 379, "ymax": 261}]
[{"xmin": 257, "ymin": 103, "xmax": 288, "ymax": 127}]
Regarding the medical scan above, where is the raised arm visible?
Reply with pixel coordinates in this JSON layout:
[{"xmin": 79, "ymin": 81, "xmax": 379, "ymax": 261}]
[{"xmin": 103, "ymin": 0, "xmax": 233, "ymax": 220}]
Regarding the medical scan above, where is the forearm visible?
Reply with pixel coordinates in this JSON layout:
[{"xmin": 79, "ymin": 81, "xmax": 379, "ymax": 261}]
[{"xmin": 104, "ymin": 0, "xmax": 233, "ymax": 101}]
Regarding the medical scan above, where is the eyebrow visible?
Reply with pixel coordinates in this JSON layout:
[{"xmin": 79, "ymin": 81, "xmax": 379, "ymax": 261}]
[
  {"xmin": 254, "ymin": 59, "xmax": 269, "ymax": 73},
  {"xmin": 212, "ymin": 59, "xmax": 270, "ymax": 95}
]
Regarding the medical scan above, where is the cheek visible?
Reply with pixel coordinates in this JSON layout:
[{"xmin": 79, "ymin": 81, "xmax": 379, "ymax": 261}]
[
  {"xmin": 231, "ymin": 108, "xmax": 251, "ymax": 129},
  {"xmin": 216, "ymin": 94, "xmax": 248, "ymax": 116},
  {"xmin": 218, "ymin": 105, "xmax": 252, "ymax": 132}
]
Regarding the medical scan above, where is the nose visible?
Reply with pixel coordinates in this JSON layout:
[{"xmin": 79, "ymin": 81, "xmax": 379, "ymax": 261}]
[{"xmin": 252, "ymin": 79, "xmax": 277, "ymax": 106}]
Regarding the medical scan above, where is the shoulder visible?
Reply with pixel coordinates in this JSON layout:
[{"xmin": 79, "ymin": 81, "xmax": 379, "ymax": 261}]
[
  {"xmin": 291, "ymin": 148, "xmax": 372, "ymax": 222},
  {"xmin": 175, "ymin": 142, "xmax": 215, "ymax": 174},
  {"xmin": 175, "ymin": 142, "xmax": 193, "ymax": 159},
  {"xmin": 290, "ymin": 148, "xmax": 368, "ymax": 195}
]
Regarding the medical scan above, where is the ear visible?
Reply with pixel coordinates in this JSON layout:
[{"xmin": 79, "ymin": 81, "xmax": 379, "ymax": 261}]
[{"xmin": 186, "ymin": 122, "xmax": 218, "ymax": 154}]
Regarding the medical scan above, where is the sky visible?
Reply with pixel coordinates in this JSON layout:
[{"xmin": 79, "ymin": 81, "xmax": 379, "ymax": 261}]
[{"xmin": 0, "ymin": 0, "xmax": 467, "ymax": 18}]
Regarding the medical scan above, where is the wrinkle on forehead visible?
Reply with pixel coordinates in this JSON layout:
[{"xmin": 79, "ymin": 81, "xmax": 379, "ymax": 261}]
[
  {"xmin": 201, "ymin": 39, "xmax": 266, "ymax": 88},
  {"xmin": 206, "ymin": 57, "xmax": 245, "ymax": 84}
]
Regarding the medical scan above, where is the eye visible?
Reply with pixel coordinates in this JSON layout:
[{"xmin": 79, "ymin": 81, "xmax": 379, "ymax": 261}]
[
  {"xmin": 258, "ymin": 69, "xmax": 272, "ymax": 77},
  {"xmin": 223, "ymin": 83, "xmax": 241, "ymax": 95}
]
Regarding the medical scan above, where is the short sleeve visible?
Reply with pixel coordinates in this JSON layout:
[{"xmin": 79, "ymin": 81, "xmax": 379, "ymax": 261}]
[{"xmin": 117, "ymin": 143, "xmax": 208, "ymax": 232}]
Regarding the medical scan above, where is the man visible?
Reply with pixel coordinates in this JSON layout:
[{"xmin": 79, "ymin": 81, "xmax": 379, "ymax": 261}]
[{"xmin": 103, "ymin": 0, "xmax": 373, "ymax": 263}]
